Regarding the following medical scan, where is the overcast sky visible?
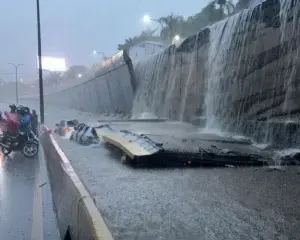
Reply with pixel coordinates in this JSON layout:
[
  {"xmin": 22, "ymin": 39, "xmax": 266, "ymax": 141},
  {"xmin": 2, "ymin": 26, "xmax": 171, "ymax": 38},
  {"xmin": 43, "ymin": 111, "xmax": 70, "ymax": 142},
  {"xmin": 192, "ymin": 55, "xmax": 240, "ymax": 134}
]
[{"xmin": 0, "ymin": 0, "xmax": 213, "ymax": 82}]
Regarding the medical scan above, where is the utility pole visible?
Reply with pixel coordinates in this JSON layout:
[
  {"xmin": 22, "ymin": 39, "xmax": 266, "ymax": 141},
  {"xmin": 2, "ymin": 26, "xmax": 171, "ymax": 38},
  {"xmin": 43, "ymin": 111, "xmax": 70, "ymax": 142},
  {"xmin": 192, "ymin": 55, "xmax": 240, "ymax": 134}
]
[
  {"xmin": 36, "ymin": 0, "xmax": 44, "ymax": 124},
  {"xmin": 8, "ymin": 63, "xmax": 23, "ymax": 105}
]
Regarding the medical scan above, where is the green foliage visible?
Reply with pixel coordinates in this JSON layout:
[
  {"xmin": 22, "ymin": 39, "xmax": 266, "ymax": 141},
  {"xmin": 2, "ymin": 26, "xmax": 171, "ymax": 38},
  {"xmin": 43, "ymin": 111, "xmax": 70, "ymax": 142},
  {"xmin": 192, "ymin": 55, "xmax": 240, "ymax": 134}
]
[
  {"xmin": 118, "ymin": 0, "xmax": 249, "ymax": 49},
  {"xmin": 157, "ymin": 13, "xmax": 184, "ymax": 43},
  {"xmin": 117, "ymin": 29, "xmax": 159, "ymax": 51},
  {"xmin": 64, "ymin": 65, "xmax": 88, "ymax": 79},
  {"xmin": 235, "ymin": 0, "xmax": 251, "ymax": 12}
]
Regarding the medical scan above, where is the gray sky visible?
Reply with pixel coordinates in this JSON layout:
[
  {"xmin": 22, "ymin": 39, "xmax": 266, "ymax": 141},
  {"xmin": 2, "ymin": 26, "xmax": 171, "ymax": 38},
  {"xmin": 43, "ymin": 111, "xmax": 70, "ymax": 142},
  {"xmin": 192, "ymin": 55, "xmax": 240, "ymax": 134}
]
[{"xmin": 0, "ymin": 0, "xmax": 211, "ymax": 82}]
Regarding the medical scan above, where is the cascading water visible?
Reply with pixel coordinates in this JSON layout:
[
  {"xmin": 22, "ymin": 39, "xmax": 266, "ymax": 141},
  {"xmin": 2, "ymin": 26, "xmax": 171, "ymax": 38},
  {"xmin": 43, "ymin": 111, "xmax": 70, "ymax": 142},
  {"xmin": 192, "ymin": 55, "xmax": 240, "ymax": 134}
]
[
  {"xmin": 279, "ymin": 0, "xmax": 300, "ymax": 119},
  {"xmin": 204, "ymin": 15, "xmax": 240, "ymax": 130},
  {"xmin": 132, "ymin": 0, "xmax": 300, "ymax": 147},
  {"xmin": 204, "ymin": 7, "xmax": 259, "ymax": 131}
]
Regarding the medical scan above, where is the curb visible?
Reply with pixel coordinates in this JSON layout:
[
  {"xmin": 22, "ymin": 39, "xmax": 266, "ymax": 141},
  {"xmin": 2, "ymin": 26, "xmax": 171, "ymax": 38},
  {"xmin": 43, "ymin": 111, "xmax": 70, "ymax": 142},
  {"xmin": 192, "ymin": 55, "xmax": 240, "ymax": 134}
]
[{"xmin": 40, "ymin": 126, "xmax": 114, "ymax": 240}]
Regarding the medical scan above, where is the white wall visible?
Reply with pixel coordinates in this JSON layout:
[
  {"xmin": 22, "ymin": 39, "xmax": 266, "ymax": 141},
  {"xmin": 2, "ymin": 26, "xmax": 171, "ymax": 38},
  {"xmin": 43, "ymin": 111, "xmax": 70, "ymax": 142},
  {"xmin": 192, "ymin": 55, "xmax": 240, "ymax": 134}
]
[{"xmin": 129, "ymin": 41, "xmax": 165, "ymax": 62}]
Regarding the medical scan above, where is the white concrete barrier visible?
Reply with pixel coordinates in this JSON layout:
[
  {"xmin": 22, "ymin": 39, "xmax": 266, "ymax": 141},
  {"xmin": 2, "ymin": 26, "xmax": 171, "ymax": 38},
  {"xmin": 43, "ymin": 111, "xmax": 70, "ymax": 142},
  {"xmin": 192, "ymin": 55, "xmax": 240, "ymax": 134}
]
[{"xmin": 40, "ymin": 126, "xmax": 114, "ymax": 240}]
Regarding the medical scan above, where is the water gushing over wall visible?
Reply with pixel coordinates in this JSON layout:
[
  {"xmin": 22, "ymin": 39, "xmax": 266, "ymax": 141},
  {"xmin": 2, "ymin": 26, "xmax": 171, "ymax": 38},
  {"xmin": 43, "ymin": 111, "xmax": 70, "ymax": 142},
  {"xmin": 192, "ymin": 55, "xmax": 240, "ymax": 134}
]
[
  {"xmin": 133, "ymin": 0, "xmax": 300, "ymax": 147},
  {"xmin": 205, "ymin": 14, "xmax": 243, "ymax": 130},
  {"xmin": 279, "ymin": 0, "xmax": 300, "ymax": 118},
  {"xmin": 133, "ymin": 3, "xmax": 266, "ymax": 130}
]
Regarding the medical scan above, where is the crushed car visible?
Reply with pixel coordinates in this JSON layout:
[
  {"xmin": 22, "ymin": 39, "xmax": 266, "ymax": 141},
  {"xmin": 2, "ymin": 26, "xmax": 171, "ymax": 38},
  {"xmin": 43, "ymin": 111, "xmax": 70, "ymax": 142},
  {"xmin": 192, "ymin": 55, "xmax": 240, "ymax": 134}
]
[{"xmin": 70, "ymin": 123, "xmax": 99, "ymax": 145}]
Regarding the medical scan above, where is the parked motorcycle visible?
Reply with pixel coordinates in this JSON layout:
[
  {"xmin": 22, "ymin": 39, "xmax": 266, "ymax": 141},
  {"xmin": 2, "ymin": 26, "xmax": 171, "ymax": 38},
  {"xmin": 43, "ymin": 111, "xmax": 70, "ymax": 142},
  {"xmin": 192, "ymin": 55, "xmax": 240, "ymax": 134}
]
[{"xmin": 0, "ymin": 131, "xmax": 39, "ymax": 158}]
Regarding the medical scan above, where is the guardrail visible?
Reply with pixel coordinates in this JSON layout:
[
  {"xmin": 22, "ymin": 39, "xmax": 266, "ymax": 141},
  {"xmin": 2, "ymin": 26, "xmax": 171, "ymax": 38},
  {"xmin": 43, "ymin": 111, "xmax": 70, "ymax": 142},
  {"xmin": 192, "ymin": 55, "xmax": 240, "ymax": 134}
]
[{"xmin": 40, "ymin": 126, "xmax": 114, "ymax": 240}]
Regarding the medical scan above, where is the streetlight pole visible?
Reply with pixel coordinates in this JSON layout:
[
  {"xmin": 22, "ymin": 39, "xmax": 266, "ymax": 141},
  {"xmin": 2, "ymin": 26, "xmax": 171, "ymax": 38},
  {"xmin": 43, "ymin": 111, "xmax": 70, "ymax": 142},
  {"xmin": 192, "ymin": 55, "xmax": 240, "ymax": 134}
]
[
  {"xmin": 8, "ymin": 63, "xmax": 23, "ymax": 105},
  {"xmin": 36, "ymin": 0, "xmax": 44, "ymax": 124}
]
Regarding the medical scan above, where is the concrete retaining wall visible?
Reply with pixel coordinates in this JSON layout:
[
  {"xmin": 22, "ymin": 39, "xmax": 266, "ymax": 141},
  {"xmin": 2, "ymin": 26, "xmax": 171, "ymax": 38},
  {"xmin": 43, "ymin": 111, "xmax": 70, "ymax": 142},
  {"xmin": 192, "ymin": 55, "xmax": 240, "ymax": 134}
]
[
  {"xmin": 40, "ymin": 126, "xmax": 114, "ymax": 240},
  {"xmin": 132, "ymin": 0, "xmax": 300, "ymax": 130},
  {"xmin": 40, "ymin": 50, "xmax": 135, "ymax": 115}
]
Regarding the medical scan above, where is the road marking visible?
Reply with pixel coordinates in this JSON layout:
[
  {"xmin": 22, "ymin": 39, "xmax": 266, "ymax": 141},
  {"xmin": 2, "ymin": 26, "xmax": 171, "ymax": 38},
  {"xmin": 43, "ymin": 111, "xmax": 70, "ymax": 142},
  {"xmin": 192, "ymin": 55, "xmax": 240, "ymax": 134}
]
[{"xmin": 31, "ymin": 150, "xmax": 44, "ymax": 240}]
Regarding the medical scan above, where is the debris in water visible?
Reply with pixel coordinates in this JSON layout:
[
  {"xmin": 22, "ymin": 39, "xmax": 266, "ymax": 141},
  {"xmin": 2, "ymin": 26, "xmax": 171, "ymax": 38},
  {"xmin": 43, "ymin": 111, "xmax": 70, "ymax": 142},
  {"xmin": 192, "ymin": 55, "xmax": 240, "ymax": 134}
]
[
  {"xmin": 265, "ymin": 166, "xmax": 285, "ymax": 172},
  {"xmin": 225, "ymin": 164, "xmax": 235, "ymax": 168},
  {"xmin": 39, "ymin": 182, "xmax": 47, "ymax": 187}
]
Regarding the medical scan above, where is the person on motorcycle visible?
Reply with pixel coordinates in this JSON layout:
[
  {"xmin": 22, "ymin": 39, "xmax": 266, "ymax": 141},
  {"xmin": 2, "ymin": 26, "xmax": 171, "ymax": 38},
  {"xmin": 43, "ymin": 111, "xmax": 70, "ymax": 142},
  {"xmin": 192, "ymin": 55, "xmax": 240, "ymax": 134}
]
[
  {"xmin": 2, "ymin": 106, "xmax": 20, "ymax": 144},
  {"xmin": 24, "ymin": 107, "xmax": 32, "ymax": 120},
  {"xmin": 9, "ymin": 104, "xmax": 17, "ymax": 113},
  {"xmin": 18, "ymin": 107, "xmax": 32, "ymax": 145},
  {"xmin": 5, "ymin": 108, "xmax": 19, "ymax": 134},
  {"xmin": 19, "ymin": 107, "xmax": 32, "ymax": 133}
]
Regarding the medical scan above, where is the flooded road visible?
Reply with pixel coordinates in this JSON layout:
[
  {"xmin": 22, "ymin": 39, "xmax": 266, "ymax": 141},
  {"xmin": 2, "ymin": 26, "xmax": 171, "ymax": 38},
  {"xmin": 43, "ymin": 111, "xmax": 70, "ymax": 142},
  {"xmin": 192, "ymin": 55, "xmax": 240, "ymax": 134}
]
[
  {"xmin": 21, "ymin": 101, "xmax": 300, "ymax": 239},
  {"xmin": 55, "ymin": 136, "xmax": 300, "ymax": 240},
  {"xmin": 0, "ymin": 147, "xmax": 60, "ymax": 239}
]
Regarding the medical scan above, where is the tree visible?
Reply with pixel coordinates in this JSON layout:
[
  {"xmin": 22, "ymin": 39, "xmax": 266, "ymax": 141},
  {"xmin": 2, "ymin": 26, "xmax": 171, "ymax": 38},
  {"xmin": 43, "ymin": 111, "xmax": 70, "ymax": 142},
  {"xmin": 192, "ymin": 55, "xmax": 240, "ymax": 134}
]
[
  {"xmin": 177, "ymin": 2, "xmax": 222, "ymax": 37},
  {"xmin": 196, "ymin": 2, "xmax": 221, "ymax": 25},
  {"xmin": 235, "ymin": 0, "xmax": 251, "ymax": 12},
  {"xmin": 158, "ymin": 14, "xmax": 184, "ymax": 43},
  {"xmin": 118, "ymin": 29, "xmax": 158, "ymax": 51},
  {"xmin": 216, "ymin": 0, "xmax": 235, "ymax": 19},
  {"xmin": 64, "ymin": 65, "xmax": 88, "ymax": 79},
  {"xmin": 44, "ymin": 72, "xmax": 62, "ymax": 86},
  {"xmin": 116, "ymin": 0, "xmax": 238, "ymax": 50}
]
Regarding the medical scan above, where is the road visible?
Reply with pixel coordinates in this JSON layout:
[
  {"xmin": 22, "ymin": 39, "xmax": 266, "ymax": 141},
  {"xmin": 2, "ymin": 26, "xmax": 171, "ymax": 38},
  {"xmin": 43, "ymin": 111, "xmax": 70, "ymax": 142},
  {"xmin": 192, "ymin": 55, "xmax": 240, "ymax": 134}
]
[
  {"xmin": 22, "ymin": 101, "xmax": 300, "ymax": 240},
  {"xmin": 0, "ymin": 103, "xmax": 60, "ymax": 240}
]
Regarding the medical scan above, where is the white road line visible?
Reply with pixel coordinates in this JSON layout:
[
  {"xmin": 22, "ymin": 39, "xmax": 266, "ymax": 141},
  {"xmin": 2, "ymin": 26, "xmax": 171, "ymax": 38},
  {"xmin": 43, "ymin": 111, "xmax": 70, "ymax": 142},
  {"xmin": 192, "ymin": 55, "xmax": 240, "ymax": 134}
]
[{"xmin": 31, "ymin": 150, "xmax": 44, "ymax": 240}]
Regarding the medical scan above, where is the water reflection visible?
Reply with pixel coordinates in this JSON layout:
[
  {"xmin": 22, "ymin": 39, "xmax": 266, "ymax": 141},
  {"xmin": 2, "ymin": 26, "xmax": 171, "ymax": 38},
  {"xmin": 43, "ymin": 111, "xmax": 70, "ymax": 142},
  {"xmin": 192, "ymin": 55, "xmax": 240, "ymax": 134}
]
[
  {"xmin": 0, "ymin": 153, "xmax": 6, "ymax": 208},
  {"xmin": 0, "ymin": 152, "xmax": 4, "ymax": 169}
]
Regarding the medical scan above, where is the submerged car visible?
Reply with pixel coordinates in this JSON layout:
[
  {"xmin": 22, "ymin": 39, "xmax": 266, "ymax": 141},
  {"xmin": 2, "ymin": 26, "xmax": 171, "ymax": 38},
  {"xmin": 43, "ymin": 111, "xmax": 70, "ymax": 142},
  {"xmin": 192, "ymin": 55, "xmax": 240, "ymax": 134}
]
[
  {"xmin": 54, "ymin": 119, "xmax": 79, "ymax": 137},
  {"xmin": 70, "ymin": 123, "xmax": 99, "ymax": 145}
]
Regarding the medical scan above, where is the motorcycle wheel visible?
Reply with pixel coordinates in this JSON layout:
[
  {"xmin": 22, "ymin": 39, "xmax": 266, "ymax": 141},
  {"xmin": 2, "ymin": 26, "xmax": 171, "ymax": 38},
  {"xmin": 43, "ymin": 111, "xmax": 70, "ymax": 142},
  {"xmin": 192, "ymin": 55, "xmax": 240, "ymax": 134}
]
[
  {"xmin": 22, "ymin": 141, "xmax": 39, "ymax": 158},
  {"xmin": 1, "ymin": 146, "xmax": 12, "ymax": 156}
]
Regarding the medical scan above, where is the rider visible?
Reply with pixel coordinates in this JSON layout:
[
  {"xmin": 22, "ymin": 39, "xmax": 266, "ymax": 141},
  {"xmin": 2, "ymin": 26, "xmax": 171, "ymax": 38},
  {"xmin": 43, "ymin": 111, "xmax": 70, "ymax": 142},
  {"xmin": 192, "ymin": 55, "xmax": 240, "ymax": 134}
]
[
  {"xmin": 2, "ymin": 105, "xmax": 20, "ymax": 144},
  {"xmin": 5, "ymin": 105, "xmax": 20, "ymax": 135},
  {"xmin": 19, "ymin": 106, "xmax": 32, "ymax": 134},
  {"xmin": 9, "ymin": 104, "xmax": 17, "ymax": 113},
  {"xmin": 18, "ymin": 107, "xmax": 32, "ymax": 145}
]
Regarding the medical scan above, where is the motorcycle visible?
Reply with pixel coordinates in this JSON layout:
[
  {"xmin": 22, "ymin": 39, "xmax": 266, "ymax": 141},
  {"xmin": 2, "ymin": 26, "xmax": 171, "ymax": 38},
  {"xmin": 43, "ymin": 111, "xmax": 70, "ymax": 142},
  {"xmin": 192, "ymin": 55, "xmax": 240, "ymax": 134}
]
[{"xmin": 0, "ymin": 130, "xmax": 39, "ymax": 158}]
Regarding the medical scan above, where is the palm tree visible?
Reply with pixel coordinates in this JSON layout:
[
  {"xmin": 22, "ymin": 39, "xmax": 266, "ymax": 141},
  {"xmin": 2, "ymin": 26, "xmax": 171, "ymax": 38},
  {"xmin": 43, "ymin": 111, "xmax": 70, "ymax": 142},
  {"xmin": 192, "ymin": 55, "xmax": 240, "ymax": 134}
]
[
  {"xmin": 197, "ymin": 1, "xmax": 221, "ymax": 24},
  {"xmin": 118, "ymin": 29, "xmax": 158, "ymax": 50},
  {"xmin": 216, "ymin": 0, "xmax": 235, "ymax": 19},
  {"xmin": 235, "ymin": 0, "xmax": 251, "ymax": 12},
  {"xmin": 157, "ymin": 14, "xmax": 184, "ymax": 43}
]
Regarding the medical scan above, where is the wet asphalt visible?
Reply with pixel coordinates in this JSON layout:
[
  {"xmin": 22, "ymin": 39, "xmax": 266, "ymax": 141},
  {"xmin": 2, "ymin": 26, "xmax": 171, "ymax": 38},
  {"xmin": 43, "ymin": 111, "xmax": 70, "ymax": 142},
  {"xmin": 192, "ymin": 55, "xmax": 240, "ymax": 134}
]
[
  {"xmin": 55, "ymin": 138, "xmax": 300, "ymax": 240},
  {"xmin": 20, "ymin": 101, "xmax": 300, "ymax": 240},
  {"xmin": 0, "ymin": 100, "xmax": 60, "ymax": 240},
  {"xmin": 0, "ymin": 150, "xmax": 60, "ymax": 240}
]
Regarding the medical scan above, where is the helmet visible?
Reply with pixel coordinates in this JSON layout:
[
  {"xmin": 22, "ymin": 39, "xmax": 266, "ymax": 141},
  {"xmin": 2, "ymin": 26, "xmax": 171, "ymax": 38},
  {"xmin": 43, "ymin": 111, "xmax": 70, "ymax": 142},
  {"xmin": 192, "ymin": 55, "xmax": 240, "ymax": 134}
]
[
  {"xmin": 9, "ymin": 104, "xmax": 17, "ymax": 112},
  {"xmin": 17, "ymin": 106, "xmax": 25, "ymax": 115},
  {"xmin": 24, "ymin": 107, "xmax": 30, "ymax": 114}
]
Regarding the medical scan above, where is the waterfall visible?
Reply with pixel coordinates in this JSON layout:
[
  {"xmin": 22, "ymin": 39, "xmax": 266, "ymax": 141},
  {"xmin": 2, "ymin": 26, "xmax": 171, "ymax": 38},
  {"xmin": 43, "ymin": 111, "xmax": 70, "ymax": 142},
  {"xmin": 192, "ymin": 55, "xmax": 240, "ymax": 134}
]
[
  {"xmin": 204, "ymin": 16, "xmax": 240, "ymax": 130},
  {"xmin": 279, "ymin": 0, "xmax": 300, "ymax": 119},
  {"xmin": 204, "ymin": 7, "xmax": 260, "ymax": 131},
  {"xmin": 132, "ymin": 0, "xmax": 300, "ymax": 147}
]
